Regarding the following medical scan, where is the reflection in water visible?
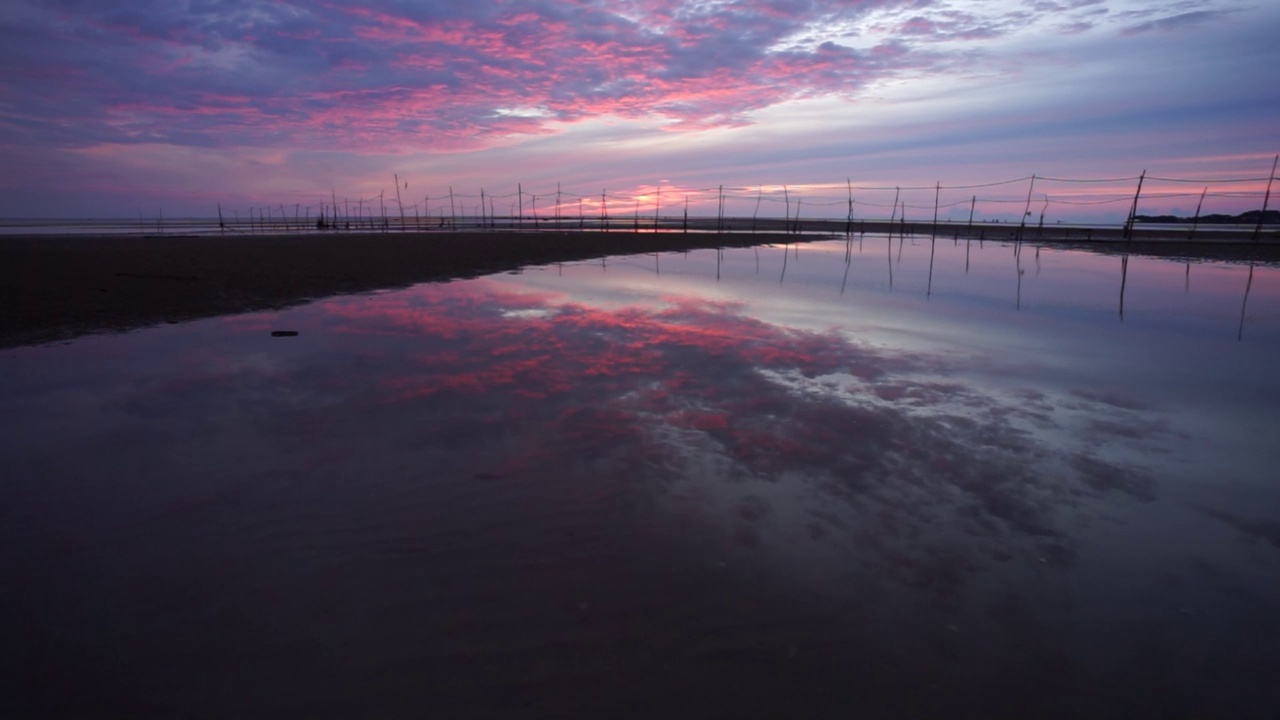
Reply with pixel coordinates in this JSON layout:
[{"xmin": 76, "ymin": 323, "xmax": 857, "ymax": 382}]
[
  {"xmin": 1239, "ymin": 262, "xmax": 1255, "ymax": 341},
  {"xmin": 1, "ymin": 238, "xmax": 1278, "ymax": 718},
  {"xmin": 1120, "ymin": 252, "xmax": 1129, "ymax": 318}
]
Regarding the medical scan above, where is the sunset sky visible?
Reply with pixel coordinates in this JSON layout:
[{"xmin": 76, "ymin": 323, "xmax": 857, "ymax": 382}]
[{"xmin": 1, "ymin": 0, "xmax": 1277, "ymax": 221}]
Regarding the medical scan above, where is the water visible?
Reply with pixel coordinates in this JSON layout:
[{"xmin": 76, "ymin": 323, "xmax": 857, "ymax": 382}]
[{"xmin": 2, "ymin": 237, "xmax": 1278, "ymax": 718}]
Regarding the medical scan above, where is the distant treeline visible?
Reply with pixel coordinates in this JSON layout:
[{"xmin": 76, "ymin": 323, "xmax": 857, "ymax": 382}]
[{"xmin": 1134, "ymin": 209, "xmax": 1279, "ymax": 224}]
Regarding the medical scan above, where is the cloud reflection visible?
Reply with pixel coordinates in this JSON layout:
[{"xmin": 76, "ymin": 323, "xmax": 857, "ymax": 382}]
[{"xmin": 310, "ymin": 276, "xmax": 1175, "ymax": 593}]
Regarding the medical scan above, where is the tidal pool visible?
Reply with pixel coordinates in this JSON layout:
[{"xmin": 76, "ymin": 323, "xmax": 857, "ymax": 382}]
[{"xmin": 2, "ymin": 237, "xmax": 1278, "ymax": 718}]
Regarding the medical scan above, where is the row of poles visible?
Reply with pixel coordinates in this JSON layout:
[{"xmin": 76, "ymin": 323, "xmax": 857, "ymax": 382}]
[{"xmin": 200, "ymin": 157, "xmax": 1279, "ymax": 239}]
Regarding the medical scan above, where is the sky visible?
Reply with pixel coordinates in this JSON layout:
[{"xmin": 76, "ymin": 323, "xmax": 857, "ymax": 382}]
[{"xmin": 1, "ymin": 0, "xmax": 1277, "ymax": 221}]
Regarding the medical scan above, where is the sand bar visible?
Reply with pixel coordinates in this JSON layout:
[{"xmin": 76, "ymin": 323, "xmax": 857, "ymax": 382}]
[
  {"xmin": 3, "ymin": 228, "xmax": 1277, "ymax": 350},
  {"xmin": 1, "ymin": 230, "xmax": 806, "ymax": 349}
]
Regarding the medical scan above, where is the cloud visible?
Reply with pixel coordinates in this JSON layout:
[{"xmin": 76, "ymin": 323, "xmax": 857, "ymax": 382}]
[
  {"xmin": 1, "ymin": 0, "xmax": 1180, "ymax": 153},
  {"xmin": 0, "ymin": 0, "xmax": 1275, "ymax": 218},
  {"xmin": 1120, "ymin": 9, "xmax": 1232, "ymax": 36}
]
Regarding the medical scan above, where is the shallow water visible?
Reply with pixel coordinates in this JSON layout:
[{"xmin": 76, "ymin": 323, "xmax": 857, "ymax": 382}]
[{"xmin": 3, "ymin": 237, "xmax": 1278, "ymax": 718}]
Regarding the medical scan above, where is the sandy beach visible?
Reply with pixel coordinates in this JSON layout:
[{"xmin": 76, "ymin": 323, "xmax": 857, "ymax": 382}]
[{"xmin": 3, "ymin": 228, "xmax": 1277, "ymax": 350}]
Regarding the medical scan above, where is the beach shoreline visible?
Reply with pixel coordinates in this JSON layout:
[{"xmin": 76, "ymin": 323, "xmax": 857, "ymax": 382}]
[{"xmin": 3, "ymin": 229, "xmax": 1278, "ymax": 350}]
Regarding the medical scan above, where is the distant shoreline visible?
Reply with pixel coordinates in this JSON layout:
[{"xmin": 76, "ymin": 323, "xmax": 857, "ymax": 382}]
[{"xmin": 3, "ymin": 228, "xmax": 1278, "ymax": 350}]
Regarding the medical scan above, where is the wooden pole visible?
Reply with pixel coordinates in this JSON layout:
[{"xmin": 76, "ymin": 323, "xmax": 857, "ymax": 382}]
[
  {"xmin": 1251, "ymin": 154, "xmax": 1278, "ymax": 242},
  {"xmin": 449, "ymin": 187, "xmax": 456, "ymax": 230},
  {"xmin": 931, "ymin": 182, "xmax": 940, "ymax": 239},
  {"xmin": 518, "ymin": 184, "xmax": 524, "ymax": 230},
  {"xmin": 718, "ymin": 185, "xmax": 724, "ymax": 234},
  {"xmin": 1188, "ymin": 187, "xmax": 1207, "ymax": 241},
  {"xmin": 217, "ymin": 203, "xmax": 225, "ymax": 232},
  {"xmin": 394, "ymin": 174, "xmax": 405, "ymax": 230},
  {"xmin": 655, "ymin": 185, "xmax": 661, "ymax": 232},
  {"xmin": 752, "ymin": 186, "xmax": 762, "ymax": 234},
  {"xmin": 1018, "ymin": 174, "xmax": 1036, "ymax": 243},
  {"xmin": 1122, "ymin": 171, "xmax": 1145, "ymax": 241},
  {"xmin": 783, "ymin": 186, "xmax": 790, "ymax": 234},
  {"xmin": 889, "ymin": 187, "xmax": 900, "ymax": 237},
  {"xmin": 898, "ymin": 200, "xmax": 906, "ymax": 259},
  {"xmin": 846, "ymin": 178, "xmax": 853, "ymax": 236}
]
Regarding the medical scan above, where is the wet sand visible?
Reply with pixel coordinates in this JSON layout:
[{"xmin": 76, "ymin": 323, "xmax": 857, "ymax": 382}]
[
  {"xmin": 1, "ymin": 230, "xmax": 803, "ymax": 350},
  {"xmin": 3, "ymin": 228, "xmax": 1277, "ymax": 349}
]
